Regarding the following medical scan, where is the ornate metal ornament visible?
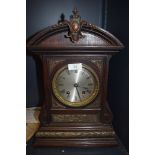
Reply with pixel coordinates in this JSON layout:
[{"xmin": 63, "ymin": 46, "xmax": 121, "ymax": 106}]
[{"xmin": 63, "ymin": 7, "xmax": 87, "ymax": 43}]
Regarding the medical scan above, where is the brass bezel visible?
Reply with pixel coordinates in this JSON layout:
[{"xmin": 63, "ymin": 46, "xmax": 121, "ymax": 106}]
[{"xmin": 52, "ymin": 64, "xmax": 99, "ymax": 107}]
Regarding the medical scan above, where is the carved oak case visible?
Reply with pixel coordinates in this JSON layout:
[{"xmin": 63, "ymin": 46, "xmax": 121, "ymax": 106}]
[{"xmin": 27, "ymin": 8, "xmax": 124, "ymax": 147}]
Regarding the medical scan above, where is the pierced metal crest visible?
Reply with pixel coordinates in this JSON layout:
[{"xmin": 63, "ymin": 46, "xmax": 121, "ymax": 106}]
[{"xmin": 63, "ymin": 8, "xmax": 87, "ymax": 43}]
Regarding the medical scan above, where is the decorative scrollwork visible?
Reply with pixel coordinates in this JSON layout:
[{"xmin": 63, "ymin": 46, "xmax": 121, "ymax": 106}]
[
  {"xmin": 52, "ymin": 114, "xmax": 99, "ymax": 123},
  {"xmin": 62, "ymin": 7, "xmax": 87, "ymax": 43},
  {"xmin": 91, "ymin": 60, "xmax": 103, "ymax": 73},
  {"xmin": 36, "ymin": 131, "xmax": 115, "ymax": 138}
]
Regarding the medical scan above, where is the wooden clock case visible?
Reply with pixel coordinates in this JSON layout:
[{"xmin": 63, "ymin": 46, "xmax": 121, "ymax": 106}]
[{"xmin": 27, "ymin": 8, "xmax": 124, "ymax": 147}]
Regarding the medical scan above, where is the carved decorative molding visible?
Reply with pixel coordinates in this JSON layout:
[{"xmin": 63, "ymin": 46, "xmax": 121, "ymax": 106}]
[
  {"xmin": 52, "ymin": 114, "xmax": 99, "ymax": 123},
  {"xmin": 49, "ymin": 59, "xmax": 65, "ymax": 74},
  {"xmin": 90, "ymin": 59, "xmax": 103, "ymax": 73},
  {"xmin": 27, "ymin": 7, "xmax": 124, "ymax": 50},
  {"xmin": 36, "ymin": 131, "xmax": 115, "ymax": 138}
]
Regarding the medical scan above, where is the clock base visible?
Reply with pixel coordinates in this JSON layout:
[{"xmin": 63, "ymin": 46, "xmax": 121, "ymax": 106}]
[
  {"xmin": 33, "ymin": 124, "xmax": 118, "ymax": 147},
  {"xmin": 33, "ymin": 137, "xmax": 118, "ymax": 147}
]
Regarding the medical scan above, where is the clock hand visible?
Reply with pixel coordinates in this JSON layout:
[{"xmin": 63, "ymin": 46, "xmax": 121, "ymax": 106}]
[
  {"xmin": 75, "ymin": 87, "xmax": 81, "ymax": 101},
  {"xmin": 82, "ymin": 87, "xmax": 88, "ymax": 90},
  {"xmin": 78, "ymin": 85, "xmax": 88, "ymax": 90}
]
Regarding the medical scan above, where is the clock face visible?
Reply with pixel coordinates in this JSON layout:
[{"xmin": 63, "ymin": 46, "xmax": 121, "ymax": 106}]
[{"xmin": 52, "ymin": 64, "xmax": 99, "ymax": 107}]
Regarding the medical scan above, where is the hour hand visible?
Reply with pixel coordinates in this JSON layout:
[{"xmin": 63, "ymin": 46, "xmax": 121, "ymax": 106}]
[{"xmin": 79, "ymin": 86, "xmax": 88, "ymax": 90}]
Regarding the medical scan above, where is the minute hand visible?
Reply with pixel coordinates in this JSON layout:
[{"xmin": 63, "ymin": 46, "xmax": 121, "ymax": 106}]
[
  {"xmin": 76, "ymin": 87, "xmax": 81, "ymax": 101},
  {"xmin": 79, "ymin": 86, "xmax": 88, "ymax": 90}
]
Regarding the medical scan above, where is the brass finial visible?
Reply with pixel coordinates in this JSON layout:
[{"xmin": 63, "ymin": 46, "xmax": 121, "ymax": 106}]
[
  {"xmin": 71, "ymin": 7, "xmax": 79, "ymax": 19},
  {"xmin": 63, "ymin": 7, "xmax": 87, "ymax": 43},
  {"xmin": 72, "ymin": 7, "xmax": 78, "ymax": 16}
]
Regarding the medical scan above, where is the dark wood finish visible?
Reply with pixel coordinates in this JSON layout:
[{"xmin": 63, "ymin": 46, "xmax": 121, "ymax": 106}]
[
  {"xmin": 33, "ymin": 138, "xmax": 118, "ymax": 147},
  {"xmin": 27, "ymin": 8, "xmax": 124, "ymax": 147}
]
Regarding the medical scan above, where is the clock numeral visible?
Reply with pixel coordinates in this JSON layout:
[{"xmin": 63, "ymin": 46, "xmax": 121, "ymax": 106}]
[
  {"xmin": 83, "ymin": 87, "xmax": 88, "ymax": 90},
  {"xmin": 58, "ymin": 83, "xmax": 64, "ymax": 86},
  {"xmin": 87, "ymin": 90, "xmax": 91, "ymax": 94},
  {"xmin": 86, "ymin": 76, "xmax": 90, "ymax": 79},
  {"xmin": 66, "ymin": 70, "xmax": 70, "ymax": 75},
  {"xmin": 82, "ymin": 72, "xmax": 85, "ymax": 75},
  {"xmin": 82, "ymin": 91, "xmax": 85, "ymax": 94},
  {"xmin": 66, "ymin": 91, "xmax": 70, "ymax": 95},
  {"xmin": 66, "ymin": 92, "xmax": 70, "ymax": 98},
  {"xmin": 60, "ymin": 89, "xmax": 65, "ymax": 94},
  {"xmin": 59, "ymin": 76, "xmax": 65, "ymax": 80},
  {"xmin": 65, "ymin": 91, "xmax": 71, "ymax": 98}
]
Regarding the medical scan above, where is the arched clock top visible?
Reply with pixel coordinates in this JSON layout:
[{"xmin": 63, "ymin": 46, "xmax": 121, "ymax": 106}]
[{"xmin": 27, "ymin": 8, "xmax": 124, "ymax": 52}]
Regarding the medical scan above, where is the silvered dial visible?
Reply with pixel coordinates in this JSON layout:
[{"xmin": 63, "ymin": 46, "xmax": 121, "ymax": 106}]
[{"xmin": 52, "ymin": 64, "xmax": 99, "ymax": 107}]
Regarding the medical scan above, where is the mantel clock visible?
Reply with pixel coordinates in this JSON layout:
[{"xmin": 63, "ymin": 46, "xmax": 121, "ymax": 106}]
[{"xmin": 27, "ymin": 8, "xmax": 124, "ymax": 147}]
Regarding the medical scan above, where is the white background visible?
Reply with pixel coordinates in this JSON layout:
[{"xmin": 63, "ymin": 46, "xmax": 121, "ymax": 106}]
[{"xmin": 0, "ymin": 0, "xmax": 155, "ymax": 154}]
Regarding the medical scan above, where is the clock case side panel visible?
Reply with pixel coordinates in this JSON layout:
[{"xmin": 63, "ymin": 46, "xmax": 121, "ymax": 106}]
[
  {"xmin": 37, "ymin": 56, "xmax": 53, "ymax": 125},
  {"xmin": 100, "ymin": 55, "xmax": 113, "ymax": 124}
]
